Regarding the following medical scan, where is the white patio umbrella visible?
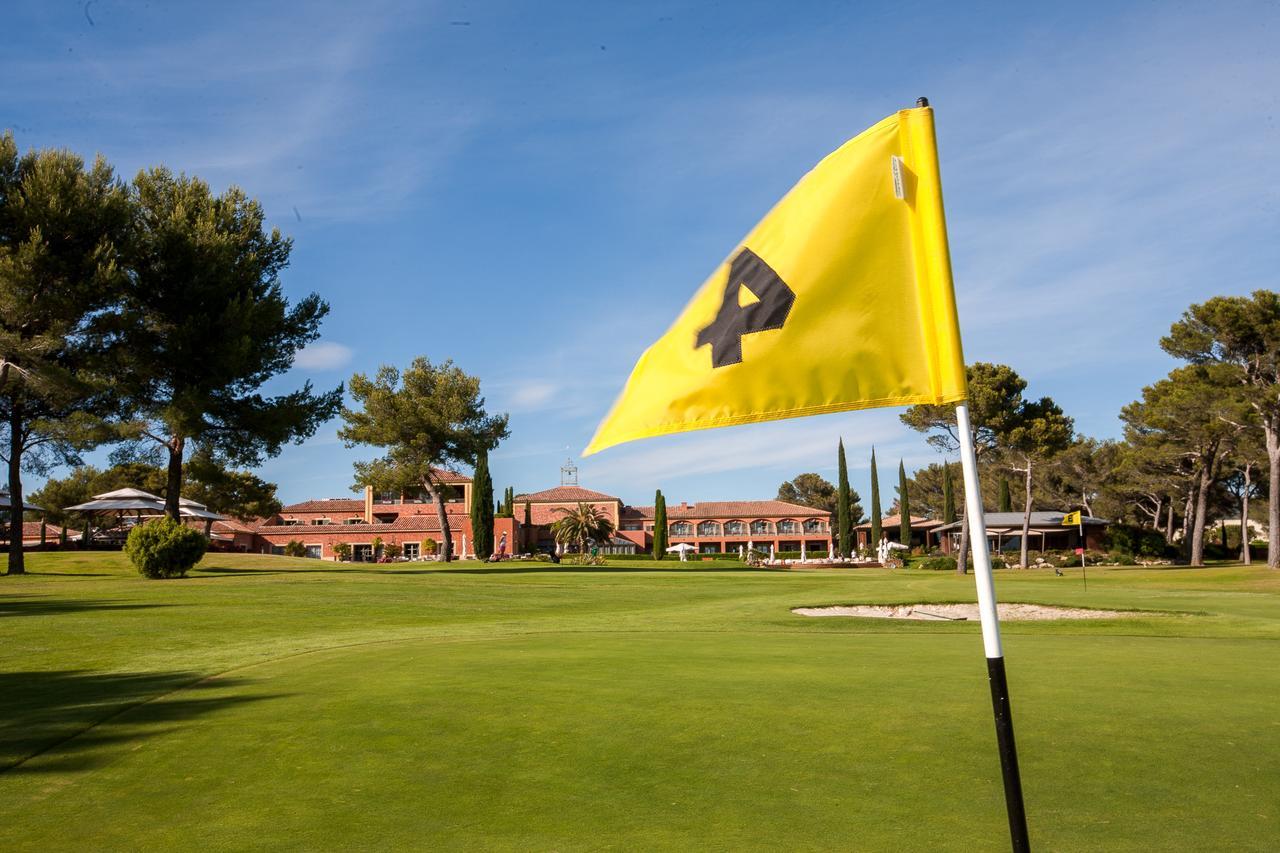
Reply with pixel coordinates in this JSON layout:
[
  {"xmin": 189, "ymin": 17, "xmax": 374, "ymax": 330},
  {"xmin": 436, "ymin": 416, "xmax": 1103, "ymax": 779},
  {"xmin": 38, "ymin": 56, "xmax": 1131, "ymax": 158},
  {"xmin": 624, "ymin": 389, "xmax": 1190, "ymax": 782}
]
[
  {"xmin": 800, "ymin": 541, "xmax": 807, "ymax": 561},
  {"xmin": 828, "ymin": 542, "xmax": 835, "ymax": 560},
  {"xmin": 666, "ymin": 542, "xmax": 696, "ymax": 562}
]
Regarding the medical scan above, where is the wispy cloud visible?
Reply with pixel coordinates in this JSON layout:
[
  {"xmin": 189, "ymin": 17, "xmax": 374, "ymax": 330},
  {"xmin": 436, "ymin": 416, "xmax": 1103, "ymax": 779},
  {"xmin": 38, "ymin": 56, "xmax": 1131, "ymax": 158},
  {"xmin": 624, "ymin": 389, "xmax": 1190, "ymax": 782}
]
[
  {"xmin": 294, "ymin": 341, "xmax": 354, "ymax": 371},
  {"xmin": 580, "ymin": 410, "xmax": 938, "ymax": 500},
  {"xmin": 6, "ymin": 1, "xmax": 479, "ymax": 225}
]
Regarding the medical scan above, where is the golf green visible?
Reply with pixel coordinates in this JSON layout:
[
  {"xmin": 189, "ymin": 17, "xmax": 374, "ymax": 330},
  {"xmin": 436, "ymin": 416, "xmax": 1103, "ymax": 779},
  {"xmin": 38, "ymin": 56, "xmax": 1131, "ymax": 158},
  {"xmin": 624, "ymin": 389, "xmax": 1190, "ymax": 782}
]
[{"xmin": 1, "ymin": 553, "xmax": 1277, "ymax": 851}]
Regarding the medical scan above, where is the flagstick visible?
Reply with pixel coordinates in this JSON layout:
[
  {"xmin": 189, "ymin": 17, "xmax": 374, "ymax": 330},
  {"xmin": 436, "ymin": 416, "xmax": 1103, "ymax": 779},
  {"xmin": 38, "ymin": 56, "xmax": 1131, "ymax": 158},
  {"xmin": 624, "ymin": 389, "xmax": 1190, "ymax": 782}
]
[
  {"xmin": 955, "ymin": 401, "xmax": 1031, "ymax": 852},
  {"xmin": 1079, "ymin": 518, "xmax": 1087, "ymax": 590}
]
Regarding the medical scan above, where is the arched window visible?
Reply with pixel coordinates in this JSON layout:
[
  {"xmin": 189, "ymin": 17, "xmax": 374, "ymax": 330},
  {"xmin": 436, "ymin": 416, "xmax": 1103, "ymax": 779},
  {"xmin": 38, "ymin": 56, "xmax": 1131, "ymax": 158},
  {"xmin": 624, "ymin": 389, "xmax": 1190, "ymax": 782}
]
[
  {"xmin": 804, "ymin": 518, "xmax": 825, "ymax": 533},
  {"xmin": 750, "ymin": 519, "xmax": 772, "ymax": 534},
  {"xmin": 724, "ymin": 520, "xmax": 747, "ymax": 535},
  {"xmin": 697, "ymin": 520, "xmax": 720, "ymax": 537},
  {"xmin": 671, "ymin": 521, "xmax": 693, "ymax": 536},
  {"xmin": 777, "ymin": 519, "xmax": 799, "ymax": 534}
]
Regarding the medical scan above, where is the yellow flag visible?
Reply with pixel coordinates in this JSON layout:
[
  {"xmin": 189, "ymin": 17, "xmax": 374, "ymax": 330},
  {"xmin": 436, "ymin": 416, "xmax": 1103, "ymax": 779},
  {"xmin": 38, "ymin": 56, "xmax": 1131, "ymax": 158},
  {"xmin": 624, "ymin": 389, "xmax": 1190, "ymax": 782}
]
[
  {"xmin": 584, "ymin": 106, "xmax": 967, "ymax": 456},
  {"xmin": 1061, "ymin": 511, "xmax": 1082, "ymax": 526}
]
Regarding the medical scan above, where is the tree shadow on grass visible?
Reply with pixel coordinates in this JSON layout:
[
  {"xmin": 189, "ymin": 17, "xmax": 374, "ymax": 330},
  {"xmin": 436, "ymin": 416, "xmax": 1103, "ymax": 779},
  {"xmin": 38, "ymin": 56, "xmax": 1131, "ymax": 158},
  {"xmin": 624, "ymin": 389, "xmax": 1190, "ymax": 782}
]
[
  {"xmin": 0, "ymin": 594, "xmax": 177, "ymax": 618},
  {"xmin": 0, "ymin": 670, "xmax": 286, "ymax": 775},
  {"xmin": 194, "ymin": 563, "xmax": 783, "ymax": 577}
]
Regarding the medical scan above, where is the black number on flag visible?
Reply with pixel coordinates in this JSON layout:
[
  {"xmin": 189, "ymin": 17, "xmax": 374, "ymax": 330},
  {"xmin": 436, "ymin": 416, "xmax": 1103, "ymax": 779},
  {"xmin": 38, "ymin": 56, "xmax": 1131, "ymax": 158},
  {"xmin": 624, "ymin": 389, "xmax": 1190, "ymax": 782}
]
[{"xmin": 695, "ymin": 248, "xmax": 795, "ymax": 368}]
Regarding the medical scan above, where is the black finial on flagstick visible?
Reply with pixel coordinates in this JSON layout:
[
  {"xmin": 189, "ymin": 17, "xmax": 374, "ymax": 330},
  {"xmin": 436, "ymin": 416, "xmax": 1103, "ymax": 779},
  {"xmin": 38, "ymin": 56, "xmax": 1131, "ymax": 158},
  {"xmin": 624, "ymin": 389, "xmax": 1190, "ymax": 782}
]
[{"xmin": 916, "ymin": 96, "xmax": 930, "ymax": 107}]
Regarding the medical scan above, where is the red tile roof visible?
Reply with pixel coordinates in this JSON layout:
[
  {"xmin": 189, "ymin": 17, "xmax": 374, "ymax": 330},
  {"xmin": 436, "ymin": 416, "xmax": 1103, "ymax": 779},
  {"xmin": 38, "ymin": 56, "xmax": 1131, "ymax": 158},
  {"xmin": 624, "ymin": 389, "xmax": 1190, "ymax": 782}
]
[
  {"xmin": 621, "ymin": 500, "xmax": 830, "ymax": 520},
  {"xmin": 516, "ymin": 486, "xmax": 620, "ymax": 503},
  {"xmin": 280, "ymin": 498, "xmax": 364, "ymax": 513},
  {"xmin": 280, "ymin": 499, "xmax": 468, "ymax": 516},
  {"xmin": 257, "ymin": 515, "xmax": 462, "ymax": 535},
  {"xmin": 211, "ymin": 518, "xmax": 260, "ymax": 535},
  {"xmin": 855, "ymin": 514, "xmax": 943, "ymax": 529},
  {"xmin": 19, "ymin": 521, "xmax": 70, "ymax": 541}
]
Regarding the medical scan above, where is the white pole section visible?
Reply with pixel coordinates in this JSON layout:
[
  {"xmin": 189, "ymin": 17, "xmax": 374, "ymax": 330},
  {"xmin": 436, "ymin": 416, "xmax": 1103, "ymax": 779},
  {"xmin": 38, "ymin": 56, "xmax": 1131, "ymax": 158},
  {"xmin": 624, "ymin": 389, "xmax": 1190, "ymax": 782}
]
[{"xmin": 955, "ymin": 401, "xmax": 1003, "ymax": 659}]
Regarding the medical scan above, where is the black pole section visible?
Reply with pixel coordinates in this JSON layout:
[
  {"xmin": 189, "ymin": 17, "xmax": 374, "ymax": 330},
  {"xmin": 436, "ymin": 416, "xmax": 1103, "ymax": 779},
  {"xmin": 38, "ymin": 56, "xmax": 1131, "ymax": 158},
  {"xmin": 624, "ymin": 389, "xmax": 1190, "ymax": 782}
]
[
  {"xmin": 1080, "ymin": 521, "xmax": 1088, "ymax": 590},
  {"xmin": 917, "ymin": 96, "xmax": 930, "ymax": 107},
  {"xmin": 987, "ymin": 656, "xmax": 1031, "ymax": 852}
]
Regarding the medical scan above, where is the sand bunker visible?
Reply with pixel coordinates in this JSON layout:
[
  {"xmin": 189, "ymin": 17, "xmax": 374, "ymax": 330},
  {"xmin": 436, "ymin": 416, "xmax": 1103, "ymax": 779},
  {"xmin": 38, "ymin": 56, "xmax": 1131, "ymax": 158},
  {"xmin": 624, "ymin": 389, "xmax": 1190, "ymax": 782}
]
[{"xmin": 792, "ymin": 603, "xmax": 1142, "ymax": 621}]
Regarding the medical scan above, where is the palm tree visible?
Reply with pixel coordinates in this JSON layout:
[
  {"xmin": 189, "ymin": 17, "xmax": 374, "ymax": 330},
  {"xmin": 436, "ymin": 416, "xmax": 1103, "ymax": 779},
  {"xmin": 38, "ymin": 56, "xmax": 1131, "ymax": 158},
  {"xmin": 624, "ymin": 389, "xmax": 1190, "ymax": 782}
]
[{"xmin": 550, "ymin": 502, "xmax": 615, "ymax": 554}]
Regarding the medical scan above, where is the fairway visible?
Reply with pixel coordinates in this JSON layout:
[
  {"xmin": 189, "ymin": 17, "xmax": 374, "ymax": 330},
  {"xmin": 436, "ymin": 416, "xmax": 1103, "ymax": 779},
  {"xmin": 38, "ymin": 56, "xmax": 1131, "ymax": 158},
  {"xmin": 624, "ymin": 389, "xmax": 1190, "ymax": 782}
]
[{"xmin": 1, "ymin": 554, "xmax": 1277, "ymax": 851}]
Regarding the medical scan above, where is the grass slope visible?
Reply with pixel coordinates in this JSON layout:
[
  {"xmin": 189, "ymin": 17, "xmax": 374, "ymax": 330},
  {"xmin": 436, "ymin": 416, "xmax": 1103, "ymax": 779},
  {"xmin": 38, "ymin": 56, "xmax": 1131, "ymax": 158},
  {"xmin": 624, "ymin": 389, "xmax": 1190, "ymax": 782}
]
[{"xmin": 1, "ymin": 552, "xmax": 1277, "ymax": 851}]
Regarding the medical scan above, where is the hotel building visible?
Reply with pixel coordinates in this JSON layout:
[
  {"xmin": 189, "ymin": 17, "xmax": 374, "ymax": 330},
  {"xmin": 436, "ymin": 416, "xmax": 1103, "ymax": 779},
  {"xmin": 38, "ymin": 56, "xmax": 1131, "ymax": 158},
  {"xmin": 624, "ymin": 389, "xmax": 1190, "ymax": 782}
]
[{"xmin": 242, "ymin": 466, "xmax": 834, "ymax": 560}]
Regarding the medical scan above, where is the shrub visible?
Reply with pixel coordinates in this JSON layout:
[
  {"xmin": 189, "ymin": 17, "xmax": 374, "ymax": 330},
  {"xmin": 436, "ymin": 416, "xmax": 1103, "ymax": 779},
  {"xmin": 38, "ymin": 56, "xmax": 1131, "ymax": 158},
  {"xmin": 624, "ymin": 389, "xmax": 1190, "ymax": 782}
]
[
  {"xmin": 915, "ymin": 556, "xmax": 957, "ymax": 571},
  {"xmin": 562, "ymin": 554, "xmax": 606, "ymax": 566},
  {"xmin": 283, "ymin": 540, "xmax": 306, "ymax": 558},
  {"xmin": 1110, "ymin": 552, "xmax": 1137, "ymax": 566},
  {"xmin": 333, "ymin": 542, "xmax": 352, "ymax": 561},
  {"xmin": 383, "ymin": 542, "xmax": 403, "ymax": 559},
  {"xmin": 124, "ymin": 517, "xmax": 208, "ymax": 579},
  {"xmin": 421, "ymin": 538, "xmax": 438, "ymax": 555}
]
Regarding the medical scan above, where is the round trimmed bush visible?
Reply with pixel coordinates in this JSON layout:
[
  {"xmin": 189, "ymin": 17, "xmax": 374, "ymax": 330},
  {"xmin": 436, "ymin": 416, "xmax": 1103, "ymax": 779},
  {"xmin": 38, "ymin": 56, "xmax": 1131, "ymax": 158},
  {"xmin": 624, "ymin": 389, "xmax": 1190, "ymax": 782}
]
[{"xmin": 124, "ymin": 517, "xmax": 208, "ymax": 579}]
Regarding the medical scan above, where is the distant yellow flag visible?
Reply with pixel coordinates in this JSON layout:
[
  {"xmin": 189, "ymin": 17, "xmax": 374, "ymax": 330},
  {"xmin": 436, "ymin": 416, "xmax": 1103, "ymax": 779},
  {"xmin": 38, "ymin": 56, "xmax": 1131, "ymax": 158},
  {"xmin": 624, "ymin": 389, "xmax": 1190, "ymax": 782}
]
[
  {"xmin": 584, "ymin": 105, "xmax": 968, "ymax": 456},
  {"xmin": 1061, "ymin": 511, "xmax": 1082, "ymax": 526}
]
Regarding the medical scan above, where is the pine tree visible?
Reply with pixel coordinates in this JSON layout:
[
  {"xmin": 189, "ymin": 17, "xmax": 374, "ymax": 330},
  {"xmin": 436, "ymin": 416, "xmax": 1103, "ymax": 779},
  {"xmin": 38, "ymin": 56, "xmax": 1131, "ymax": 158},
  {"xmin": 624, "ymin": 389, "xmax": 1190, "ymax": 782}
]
[
  {"xmin": 469, "ymin": 447, "xmax": 495, "ymax": 559},
  {"xmin": 870, "ymin": 448, "xmax": 882, "ymax": 548},
  {"xmin": 652, "ymin": 490, "xmax": 668, "ymax": 559},
  {"xmin": 942, "ymin": 462, "xmax": 957, "ymax": 525},
  {"xmin": 999, "ymin": 477, "xmax": 1012, "ymax": 512},
  {"xmin": 837, "ymin": 439, "xmax": 852, "ymax": 558},
  {"xmin": 898, "ymin": 460, "xmax": 912, "ymax": 547}
]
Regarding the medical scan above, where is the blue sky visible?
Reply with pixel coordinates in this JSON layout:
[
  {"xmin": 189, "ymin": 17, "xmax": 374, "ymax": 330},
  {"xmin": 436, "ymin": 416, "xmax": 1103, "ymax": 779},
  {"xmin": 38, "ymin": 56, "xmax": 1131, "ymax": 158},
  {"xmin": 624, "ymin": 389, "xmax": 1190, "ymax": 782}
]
[{"xmin": 5, "ymin": 1, "xmax": 1279, "ymax": 508}]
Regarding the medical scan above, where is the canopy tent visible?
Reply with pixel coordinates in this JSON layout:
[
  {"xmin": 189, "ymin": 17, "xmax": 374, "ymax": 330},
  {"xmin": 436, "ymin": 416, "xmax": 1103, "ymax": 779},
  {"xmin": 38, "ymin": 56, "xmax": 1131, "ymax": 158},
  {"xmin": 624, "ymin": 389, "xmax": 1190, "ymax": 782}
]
[
  {"xmin": 0, "ymin": 490, "xmax": 46, "ymax": 547},
  {"xmin": 63, "ymin": 488, "xmax": 225, "ymax": 544},
  {"xmin": 0, "ymin": 490, "xmax": 43, "ymax": 513}
]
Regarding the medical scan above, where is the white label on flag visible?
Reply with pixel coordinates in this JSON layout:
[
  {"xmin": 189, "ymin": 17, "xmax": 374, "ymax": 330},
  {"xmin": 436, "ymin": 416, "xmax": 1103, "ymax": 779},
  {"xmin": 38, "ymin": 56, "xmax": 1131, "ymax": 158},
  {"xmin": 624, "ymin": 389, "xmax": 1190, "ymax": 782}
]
[{"xmin": 891, "ymin": 155, "xmax": 905, "ymax": 200}]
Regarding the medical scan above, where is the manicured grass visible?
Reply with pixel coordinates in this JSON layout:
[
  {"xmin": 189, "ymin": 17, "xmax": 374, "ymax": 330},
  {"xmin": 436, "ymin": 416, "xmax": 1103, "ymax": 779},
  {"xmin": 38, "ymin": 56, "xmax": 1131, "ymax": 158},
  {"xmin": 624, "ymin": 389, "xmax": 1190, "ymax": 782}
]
[{"xmin": 1, "ymin": 552, "xmax": 1278, "ymax": 851}]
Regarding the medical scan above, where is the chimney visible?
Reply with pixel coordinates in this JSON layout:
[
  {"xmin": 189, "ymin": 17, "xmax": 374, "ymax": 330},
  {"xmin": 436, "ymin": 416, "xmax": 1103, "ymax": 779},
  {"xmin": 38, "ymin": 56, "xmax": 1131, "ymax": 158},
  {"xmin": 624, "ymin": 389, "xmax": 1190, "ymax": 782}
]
[
  {"xmin": 364, "ymin": 486, "xmax": 373, "ymax": 523},
  {"xmin": 680, "ymin": 502, "xmax": 689, "ymax": 510}
]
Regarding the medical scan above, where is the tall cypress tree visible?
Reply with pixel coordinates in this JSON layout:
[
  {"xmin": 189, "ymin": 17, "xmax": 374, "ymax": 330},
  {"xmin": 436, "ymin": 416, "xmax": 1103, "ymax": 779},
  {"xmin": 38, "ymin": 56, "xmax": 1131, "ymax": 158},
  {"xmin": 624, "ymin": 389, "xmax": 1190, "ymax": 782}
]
[
  {"xmin": 652, "ymin": 489, "xmax": 668, "ymax": 559},
  {"xmin": 869, "ymin": 448, "xmax": 882, "ymax": 548},
  {"xmin": 942, "ymin": 462, "xmax": 957, "ymax": 525},
  {"xmin": 470, "ymin": 447, "xmax": 495, "ymax": 559},
  {"xmin": 999, "ymin": 477, "xmax": 1012, "ymax": 512},
  {"xmin": 837, "ymin": 439, "xmax": 852, "ymax": 558},
  {"xmin": 898, "ymin": 460, "xmax": 911, "ymax": 546}
]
